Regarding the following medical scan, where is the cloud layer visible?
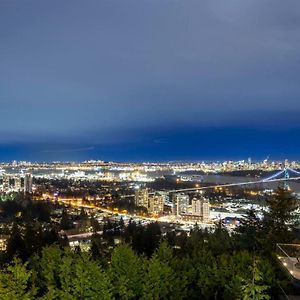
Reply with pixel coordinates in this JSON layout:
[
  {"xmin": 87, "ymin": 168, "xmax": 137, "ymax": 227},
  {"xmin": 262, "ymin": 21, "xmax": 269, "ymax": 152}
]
[{"xmin": 0, "ymin": 0, "xmax": 300, "ymax": 159}]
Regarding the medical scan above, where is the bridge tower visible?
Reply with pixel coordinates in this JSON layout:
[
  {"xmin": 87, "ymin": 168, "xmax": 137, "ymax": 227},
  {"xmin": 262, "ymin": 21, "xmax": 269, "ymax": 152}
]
[{"xmin": 283, "ymin": 168, "xmax": 290, "ymax": 190}]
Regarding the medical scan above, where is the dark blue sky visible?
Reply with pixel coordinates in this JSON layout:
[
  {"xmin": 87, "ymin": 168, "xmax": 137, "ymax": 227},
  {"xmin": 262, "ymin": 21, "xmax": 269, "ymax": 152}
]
[{"xmin": 1, "ymin": 0, "xmax": 300, "ymax": 162}]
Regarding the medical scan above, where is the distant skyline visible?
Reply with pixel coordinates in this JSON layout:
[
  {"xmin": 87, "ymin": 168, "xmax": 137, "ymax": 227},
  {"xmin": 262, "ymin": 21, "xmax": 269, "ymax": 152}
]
[{"xmin": 1, "ymin": 0, "xmax": 300, "ymax": 161}]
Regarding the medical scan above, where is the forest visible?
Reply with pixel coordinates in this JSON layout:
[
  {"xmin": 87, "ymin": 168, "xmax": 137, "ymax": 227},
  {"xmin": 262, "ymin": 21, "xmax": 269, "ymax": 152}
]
[{"xmin": 0, "ymin": 187, "xmax": 299, "ymax": 299}]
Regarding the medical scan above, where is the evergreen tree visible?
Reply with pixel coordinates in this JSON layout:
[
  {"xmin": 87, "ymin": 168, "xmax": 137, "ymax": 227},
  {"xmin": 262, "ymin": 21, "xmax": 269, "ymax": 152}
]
[
  {"xmin": 0, "ymin": 258, "xmax": 37, "ymax": 300},
  {"xmin": 124, "ymin": 219, "xmax": 137, "ymax": 244},
  {"xmin": 136, "ymin": 222, "xmax": 161, "ymax": 257},
  {"xmin": 236, "ymin": 208, "xmax": 262, "ymax": 251},
  {"xmin": 23, "ymin": 222, "xmax": 40, "ymax": 259},
  {"xmin": 31, "ymin": 245, "xmax": 63, "ymax": 297},
  {"xmin": 109, "ymin": 244, "xmax": 143, "ymax": 299},
  {"xmin": 262, "ymin": 187, "xmax": 298, "ymax": 250},
  {"xmin": 90, "ymin": 233, "xmax": 107, "ymax": 266},
  {"xmin": 207, "ymin": 220, "xmax": 233, "ymax": 255},
  {"xmin": 241, "ymin": 260, "xmax": 270, "ymax": 300},
  {"xmin": 142, "ymin": 251, "xmax": 174, "ymax": 299},
  {"xmin": 58, "ymin": 253, "xmax": 113, "ymax": 300},
  {"xmin": 5, "ymin": 222, "xmax": 26, "ymax": 262},
  {"xmin": 150, "ymin": 242, "xmax": 187, "ymax": 299}
]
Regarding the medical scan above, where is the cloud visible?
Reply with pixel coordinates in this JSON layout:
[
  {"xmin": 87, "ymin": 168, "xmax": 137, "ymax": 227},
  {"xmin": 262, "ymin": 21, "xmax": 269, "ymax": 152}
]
[
  {"xmin": 41, "ymin": 146, "xmax": 95, "ymax": 153},
  {"xmin": 0, "ymin": 0, "xmax": 300, "ymax": 145}
]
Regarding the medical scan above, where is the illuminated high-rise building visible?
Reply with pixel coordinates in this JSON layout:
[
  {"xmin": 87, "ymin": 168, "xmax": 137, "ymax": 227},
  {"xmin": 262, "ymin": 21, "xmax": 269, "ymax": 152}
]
[
  {"xmin": 191, "ymin": 198, "xmax": 202, "ymax": 216},
  {"xmin": 173, "ymin": 193, "xmax": 189, "ymax": 216},
  {"xmin": 2, "ymin": 174, "xmax": 10, "ymax": 190},
  {"xmin": 148, "ymin": 193, "xmax": 164, "ymax": 214},
  {"xmin": 135, "ymin": 188, "xmax": 149, "ymax": 209},
  {"xmin": 180, "ymin": 197, "xmax": 210, "ymax": 223},
  {"xmin": 24, "ymin": 173, "xmax": 33, "ymax": 193},
  {"xmin": 14, "ymin": 177, "xmax": 22, "ymax": 191},
  {"xmin": 202, "ymin": 199, "xmax": 210, "ymax": 222}
]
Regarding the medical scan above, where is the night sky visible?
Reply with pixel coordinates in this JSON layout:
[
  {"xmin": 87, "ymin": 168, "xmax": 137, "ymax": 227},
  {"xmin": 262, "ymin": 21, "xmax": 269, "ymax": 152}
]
[{"xmin": 1, "ymin": 0, "xmax": 300, "ymax": 162}]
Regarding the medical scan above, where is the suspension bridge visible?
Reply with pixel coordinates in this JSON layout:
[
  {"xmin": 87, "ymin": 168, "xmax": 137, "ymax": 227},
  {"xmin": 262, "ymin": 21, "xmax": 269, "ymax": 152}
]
[{"xmin": 123, "ymin": 167, "xmax": 300, "ymax": 198}]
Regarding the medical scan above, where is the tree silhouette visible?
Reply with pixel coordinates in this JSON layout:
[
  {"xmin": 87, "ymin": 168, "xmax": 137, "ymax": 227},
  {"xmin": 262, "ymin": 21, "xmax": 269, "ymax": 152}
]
[
  {"xmin": 236, "ymin": 208, "xmax": 262, "ymax": 251},
  {"xmin": 262, "ymin": 187, "xmax": 298, "ymax": 251}
]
